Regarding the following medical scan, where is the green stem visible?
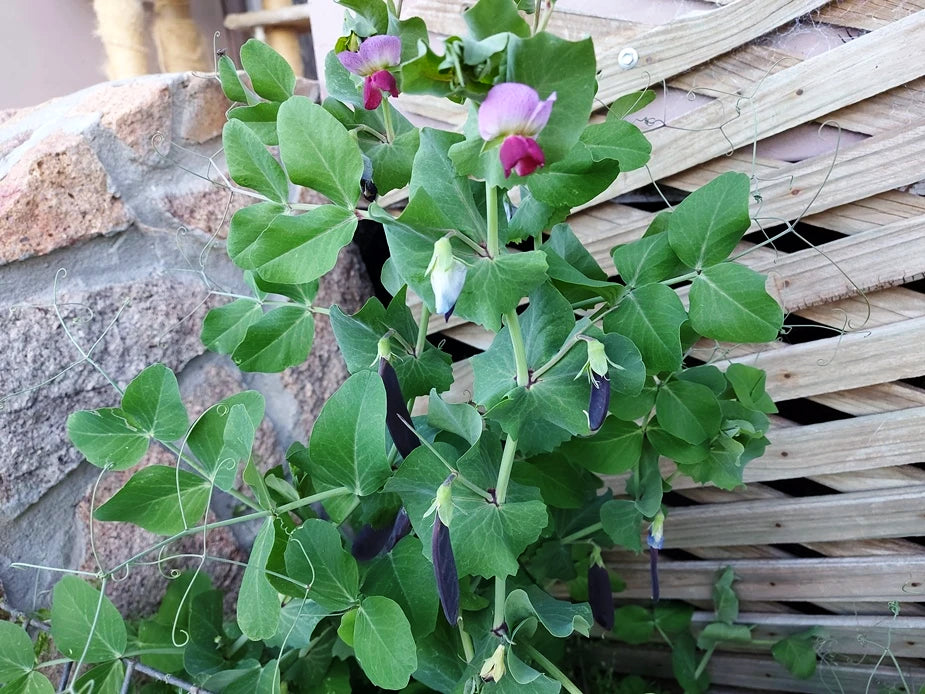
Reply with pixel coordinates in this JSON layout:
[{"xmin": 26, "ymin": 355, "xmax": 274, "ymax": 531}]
[
  {"xmin": 159, "ymin": 440, "xmax": 261, "ymax": 512},
  {"xmin": 226, "ymin": 633, "xmax": 250, "ymax": 658},
  {"xmin": 416, "ymin": 306, "xmax": 432, "ymax": 356},
  {"xmin": 106, "ymin": 487, "xmax": 352, "ymax": 576},
  {"xmin": 492, "ymin": 575, "xmax": 507, "ymax": 630},
  {"xmin": 531, "ymin": 329, "xmax": 587, "ymax": 381},
  {"xmin": 694, "ymin": 644, "xmax": 716, "ymax": 680},
  {"xmin": 494, "ymin": 435, "xmax": 518, "ymax": 506},
  {"xmin": 35, "ymin": 658, "xmax": 73, "ymax": 669},
  {"xmin": 504, "ymin": 310, "xmax": 529, "ymax": 387},
  {"xmin": 523, "ymin": 644, "xmax": 584, "ymax": 694},
  {"xmin": 486, "ymin": 182, "xmax": 499, "ymax": 257},
  {"xmin": 381, "ymin": 98, "xmax": 396, "ymax": 143},
  {"xmin": 660, "ymin": 270, "xmax": 699, "ymax": 285},
  {"xmin": 459, "ymin": 623, "xmax": 475, "ymax": 663},
  {"xmin": 561, "ymin": 521, "xmax": 603, "ymax": 545}
]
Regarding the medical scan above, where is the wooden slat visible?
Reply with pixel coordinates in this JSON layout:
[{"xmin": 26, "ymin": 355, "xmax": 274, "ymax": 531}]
[
  {"xmin": 582, "ymin": 11, "xmax": 925, "ymax": 208},
  {"xmin": 812, "ymin": 464, "xmax": 925, "ymax": 491},
  {"xmin": 721, "ymin": 315, "xmax": 925, "ymax": 402},
  {"xmin": 596, "ymin": 643, "xmax": 925, "ymax": 693},
  {"xmin": 814, "ymin": 0, "xmax": 925, "ymax": 30},
  {"xmin": 610, "ymin": 556, "xmax": 925, "ymax": 602},
  {"xmin": 660, "ymin": 486, "xmax": 925, "ymax": 547},
  {"xmin": 224, "ymin": 5, "xmax": 312, "ymax": 30}
]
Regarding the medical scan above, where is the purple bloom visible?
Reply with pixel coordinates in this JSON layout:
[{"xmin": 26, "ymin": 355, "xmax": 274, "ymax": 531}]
[
  {"xmin": 337, "ymin": 35, "xmax": 402, "ymax": 110},
  {"xmin": 432, "ymin": 516, "xmax": 459, "ymax": 625},
  {"xmin": 478, "ymin": 83, "xmax": 556, "ymax": 178}
]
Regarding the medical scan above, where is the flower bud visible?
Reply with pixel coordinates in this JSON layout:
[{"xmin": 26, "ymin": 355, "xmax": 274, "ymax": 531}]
[
  {"xmin": 425, "ymin": 237, "xmax": 467, "ymax": 320},
  {"xmin": 432, "ymin": 515, "xmax": 459, "ymax": 625},
  {"xmin": 586, "ymin": 339, "xmax": 609, "ymax": 379},
  {"xmin": 647, "ymin": 510, "xmax": 665, "ymax": 551},
  {"xmin": 435, "ymin": 473, "xmax": 455, "ymax": 527},
  {"xmin": 587, "ymin": 560, "xmax": 615, "ymax": 630},
  {"xmin": 479, "ymin": 644, "xmax": 506, "ymax": 683},
  {"xmin": 378, "ymin": 357, "xmax": 419, "ymax": 460}
]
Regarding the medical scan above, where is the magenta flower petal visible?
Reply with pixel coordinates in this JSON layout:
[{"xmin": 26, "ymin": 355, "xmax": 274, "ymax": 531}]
[
  {"xmin": 478, "ymin": 83, "xmax": 556, "ymax": 141},
  {"xmin": 337, "ymin": 34, "xmax": 402, "ymax": 76},
  {"xmin": 499, "ymin": 135, "xmax": 545, "ymax": 177}
]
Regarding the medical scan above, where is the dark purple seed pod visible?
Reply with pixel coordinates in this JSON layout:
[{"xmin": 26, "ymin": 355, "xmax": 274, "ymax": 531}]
[
  {"xmin": 587, "ymin": 563, "xmax": 615, "ymax": 630},
  {"xmin": 383, "ymin": 507, "xmax": 412, "ymax": 553},
  {"xmin": 432, "ymin": 517, "xmax": 459, "ymax": 625},
  {"xmin": 361, "ymin": 178, "xmax": 378, "ymax": 202},
  {"xmin": 378, "ymin": 357, "xmax": 420, "ymax": 460},
  {"xmin": 649, "ymin": 546, "xmax": 660, "ymax": 603},
  {"xmin": 351, "ymin": 523, "xmax": 394, "ymax": 561},
  {"xmin": 588, "ymin": 375, "xmax": 611, "ymax": 433}
]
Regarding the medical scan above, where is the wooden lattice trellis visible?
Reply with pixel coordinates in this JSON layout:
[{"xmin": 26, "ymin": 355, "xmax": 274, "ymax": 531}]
[{"xmin": 304, "ymin": 0, "xmax": 925, "ymax": 689}]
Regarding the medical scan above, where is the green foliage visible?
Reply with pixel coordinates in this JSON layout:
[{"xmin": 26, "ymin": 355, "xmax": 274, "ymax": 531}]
[{"xmin": 31, "ymin": 11, "xmax": 800, "ymax": 694}]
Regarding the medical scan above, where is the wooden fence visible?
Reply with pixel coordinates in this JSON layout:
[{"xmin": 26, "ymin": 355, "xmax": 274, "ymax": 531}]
[{"xmin": 295, "ymin": 0, "xmax": 925, "ymax": 689}]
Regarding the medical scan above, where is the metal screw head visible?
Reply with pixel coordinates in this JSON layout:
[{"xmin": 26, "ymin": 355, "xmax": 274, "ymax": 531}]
[{"xmin": 618, "ymin": 47, "xmax": 639, "ymax": 70}]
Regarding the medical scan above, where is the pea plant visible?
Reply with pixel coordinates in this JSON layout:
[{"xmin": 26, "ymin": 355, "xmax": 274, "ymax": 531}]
[{"xmin": 3, "ymin": 0, "xmax": 791, "ymax": 692}]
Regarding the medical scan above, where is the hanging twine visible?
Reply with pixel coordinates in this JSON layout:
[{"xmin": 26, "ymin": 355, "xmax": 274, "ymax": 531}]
[
  {"xmin": 152, "ymin": 0, "xmax": 209, "ymax": 73},
  {"xmin": 92, "ymin": 0, "xmax": 148, "ymax": 79}
]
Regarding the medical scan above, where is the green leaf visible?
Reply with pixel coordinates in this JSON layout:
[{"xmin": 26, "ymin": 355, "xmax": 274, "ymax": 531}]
[
  {"xmin": 363, "ymin": 535, "xmax": 439, "ymax": 637},
  {"xmin": 772, "ymin": 634, "xmax": 818, "ymax": 679},
  {"xmin": 136, "ymin": 620, "xmax": 184, "ymax": 673},
  {"xmin": 512, "ymin": 454, "xmax": 600, "ymax": 509},
  {"xmin": 507, "ymin": 649, "xmax": 543, "ymax": 685},
  {"xmin": 73, "ymin": 660, "xmax": 123, "ymax": 694},
  {"xmin": 240, "ymin": 38, "xmax": 296, "ymax": 102},
  {"xmin": 66, "ymin": 408, "xmax": 148, "ymax": 470},
  {"xmin": 505, "ymin": 585, "xmax": 592, "ymax": 637},
  {"xmin": 237, "ymin": 519, "xmax": 281, "ymax": 640},
  {"xmin": 364, "ymin": 127, "xmax": 420, "ymax": 194},
  {"xmin": 455, "ymin": 251, "xmax": 548, "ymax": 332},
  {"xmin": 264, "ymin": 599, "xmax": 329, "ymax": 649},
  {"xmin": 679, "ymin": 364, "xmax": 728, "ymax": 395},
  {"xmin": 725, "ymin": 363, "xmax": 777, "ymax": 413},
  {"xmin": 612, "ymin": 233, "xmax": 689, "ymax": 288},
  {"xmin": 609, "ymin": 90, "xmax": 656, "ymax": 119},
  {"xmin": 527, "ymin": 146, "xmax": 622, "ymax": 208},
  {"xmin": 603, "ymin": 283, "xmax": 688, "ymax": 373},
  {"xmin": 672, "ymin": 632, "xmax": 709, "ymax": 694},
  {"xmin": 183, "ymin": 590, "xmax": 227, "ymax": 676},
  {"xmin": 506, "ymin": 33, "xmax": 597, "ymax": 162},
  {"xmin": 602, "ymin": 331, "xmax": 647, "ymax": 396},
  {"xmin": 386, "ymin": 437, "xmax": 548, "ymax": 578},
  {"xmin": 656, "ymin": 379, "xmax": 722, "ymax": 445},
  {"xmin": 154, "ymin": 570, "xmax": 212, "ymax": 628},
  {"xmin": 0, "ymin": 622, "xmax": 34, "ymax": 682},
  {"xmin": 187, "ymin": 392, "xmax": 264, "ymax": 490},
  {"xmin": 308, "ymin": 370, "xmax": 389, "ymax": 496},
  {"xmin": 655, "ymin": 601, "xmax": 694, "ymax": 635},
  {"xmin": 51, "ymin": 576, "xmax": 126, "ymax": 662},
  {"xmin": 713, "ymin": 566, "xmax": 739, "ymax": 624},
  {"xmin": 542, "ymin": 224, "xmax": 621, "ymax": 303},
  {"xmin": 464, "ymin": 0, "xmax": 530, "ymax": 38},
  {"xmin": 94, "ymin": 465, "xmax": 210, "ymax": 535},
  {"xmin": 338, "ymin": 0, "xmax": 388, "ymax": 35},
  {"xmin": 231, "ymin": 305, "xmax": 314, "ymax": 373},
  {"xmin": 667, "ymin": 172, "xmax": 751, "ymax": 269},
  {"xmin": 427, "ymin": 393, "xmax": 483, "ymax": 447},
  {"xmin": 556, "ymin": 418, "xmax": 643, "ymax": 475},
  {"xmin": 689, "ymin": 263, "xmax": 783, "ymax": 343},
  {"xmin": 121, "ymin": 364, "xmax": 188, "ymax": 441},
  {"xmin": 630, "ymin": 442, "xmax": 663, "ymax": 517},
  {"xmin": 337, "ymin": 608, "xmax": 358, "ymax": 647},
  {"xmin": 324, "ymin": 52, "xmax": 362, "ymax": 108},
  {"xmin": 612, "ymin": 605, "xmax": 654, "ymax": 644},
  {"xmin": 697, "ymin": 622, "xmax": 752, "ymax": 650},
  {"xmin": 647, "ymin": 425, "xmax": 709, "ymax": 465},
  {"xmin": 228, "ymin": 102, "xmax": 281, "ymax": 146},
  {"xmin": 508, "ymin": 193, "xmax": 569, "ymax": 244},
  {"xmin": 1, "ymin": 672, "xmax": 55, "ymax": 694},
  {"xmin": 223, "ymin": 119, "xmax": 289, "ymax": 203},
  {"xmin": 284, "ymin": 519, "xmax": 360, "ymax": 611},
  {"xmin": 354, "ymin": 596, "xmax": 417, "ymax": 690},
  {"xmin": 600, "ymin": 499, "xmax": 643, "ymax": 551},
  {"xmin": 202, "ymin": 299, "xmax": 264, "ymax": 355},
  {"xmin": 579, "ymin": 118, "xmax": 651, "ymax": 170},
  {"xmin": 278, "ymin": 96, "xmax": 363, "ymax": 208},
  {"xmin": 218, "ymin": 54, "xmax": 248, "ymax": 103},
  {"xmin": 230, "ymin": 205, "xmax": 358, "ymax": 285}
]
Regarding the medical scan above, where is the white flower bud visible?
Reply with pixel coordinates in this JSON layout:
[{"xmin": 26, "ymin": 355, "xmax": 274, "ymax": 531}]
[
  {"xmin": 479, "ymin": 644, "xmax": 506, "ymax": 683},
  {"xmin": 426, "ymin": 237, "xmax": 467, "ymax": 319}
]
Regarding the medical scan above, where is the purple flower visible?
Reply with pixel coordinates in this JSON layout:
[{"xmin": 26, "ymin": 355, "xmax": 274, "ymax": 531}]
[
  {"xmin": 478, "ymin": 83, "xmax": 556, "ymax": 178},
  {"xmin": 337, "ymin": 35, "xmax": 402, "ymax": 110}
]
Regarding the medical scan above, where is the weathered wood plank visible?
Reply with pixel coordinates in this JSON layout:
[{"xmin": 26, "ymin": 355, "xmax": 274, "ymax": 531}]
[
  {"xmin": 224, "ymin": 5, "xmax": 311, "ymax": 30},
  {"xmin": 581, "ymin": 11, "xmax": 925, "ymax": 208},
  {"xmin": 609, "ymin": 556, "xmax": 925, "ymax": 602},
  {"xmin": 660, "ymin": 486, "xmax": 925, "ymax": 547}
]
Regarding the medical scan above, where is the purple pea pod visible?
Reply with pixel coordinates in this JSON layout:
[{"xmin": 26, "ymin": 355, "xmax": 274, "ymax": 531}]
[
  {"xmin": 383, "ymin": 507, "xmax": 412, "ymax": 552},
  {"xmin": 587, "ymin": 563, "xmax": 615, "ymax": 630},
  {"xmin": 432, "ymin": 516, "xmax": 459, "ymax": 625},
  {"xmin": 588, "ymin": 375, "xmax": 611, "ymax": 433},
  {"xmin": 351, "ymin": 523, "xmax": 394, "ymax": 562},
  {"xmin": 378, "ymin": 357, "xmax": 420, "ymax": 460},
  {"xmin": 649, "ymin": 547, "xmax": 660, "ymax": 603},
  {"xmin": 647, "ymin": 511, "xmax": 664, "ymax": 603}
]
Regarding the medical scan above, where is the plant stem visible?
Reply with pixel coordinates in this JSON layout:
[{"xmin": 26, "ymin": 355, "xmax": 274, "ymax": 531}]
[
  {"xmin": 694, "ymin": 644, "xmax": 716, "ymax": 680},
  {"xmin": 226, "ymin": 633, "xmax": 250, "ymax": 658},
  {"xmin": 459, "ymin": 623, "xmax": 475, "ymax": 663},
  {"xmin": 494, "ymin": 435, "xmax": 518, "ymax": 506},
  {"xmin": 159, "ymin": 440, "xmax": 261, "ymax": 512},
  {"xmin": 381, "ymin": 98, "xmax": 396, "ymax": 143},
  {"xmin": 524, "ymin": 643, "xmax": 584, "ymax": 694},
  {"xmin": 504, "ymin": 310, "xmax": 530, "ymax": 387},
  {"xmin": 416, "ymin": 306, "xmax": 432, "ymax": 356},
  {"xmin": 560, "ymin": 521, "xmax": 603, "ymax": 545},
  {"xmin": 486, "ymin": 183, "xmax": 499, "ymax": 257},
  {"xmin": 493, "ymin": 575, "xmax": 507, "ymax": 630},
  {"xmin": 531, "ymin": 328, "xmax": 587, "ymax": 381}
]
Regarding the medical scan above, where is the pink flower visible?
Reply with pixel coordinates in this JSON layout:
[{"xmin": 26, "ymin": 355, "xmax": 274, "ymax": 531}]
[
  {"xmin": 337, "ymin": 35, "xmax": 402, "ymax": 110},
  {"xmin": 478, "ymin": 83, "xmax": 556, "ymax": 178}
]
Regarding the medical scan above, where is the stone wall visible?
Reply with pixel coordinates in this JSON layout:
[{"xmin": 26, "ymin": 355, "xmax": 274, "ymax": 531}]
[{"xmin": 0, "ymin": 73, "xmax": 372, "ymax": 614}]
